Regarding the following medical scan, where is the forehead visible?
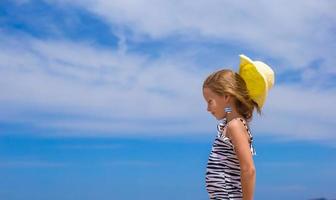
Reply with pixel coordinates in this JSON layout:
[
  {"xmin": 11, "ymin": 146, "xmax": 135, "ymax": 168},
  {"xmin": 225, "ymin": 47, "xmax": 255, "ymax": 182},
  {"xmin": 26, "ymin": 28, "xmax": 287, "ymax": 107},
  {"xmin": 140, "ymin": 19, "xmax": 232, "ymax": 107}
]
[{"xmin": 203, "ymin": 87, "xmax": 216, "ymax": 98}]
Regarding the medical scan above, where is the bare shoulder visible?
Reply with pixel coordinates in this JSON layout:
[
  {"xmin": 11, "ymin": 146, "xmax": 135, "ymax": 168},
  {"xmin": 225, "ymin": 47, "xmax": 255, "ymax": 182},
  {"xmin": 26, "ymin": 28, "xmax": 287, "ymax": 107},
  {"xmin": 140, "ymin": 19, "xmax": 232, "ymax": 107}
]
[{"xmin": 226, "ymin": 118, "xmax": 250, "ymax": 144}]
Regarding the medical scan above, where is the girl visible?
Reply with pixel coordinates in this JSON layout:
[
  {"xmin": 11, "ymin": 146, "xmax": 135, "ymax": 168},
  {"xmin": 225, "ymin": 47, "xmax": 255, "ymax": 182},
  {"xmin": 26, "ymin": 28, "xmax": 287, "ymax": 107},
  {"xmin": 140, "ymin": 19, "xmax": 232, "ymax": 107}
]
[{"xmin": 202, "ymin": 54, "xmax": 274, "ymax": 200}]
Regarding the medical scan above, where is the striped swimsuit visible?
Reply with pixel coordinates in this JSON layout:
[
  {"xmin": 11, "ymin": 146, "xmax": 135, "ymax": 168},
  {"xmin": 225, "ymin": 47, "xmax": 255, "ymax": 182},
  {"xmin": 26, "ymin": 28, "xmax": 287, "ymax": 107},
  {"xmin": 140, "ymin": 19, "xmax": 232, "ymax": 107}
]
[{"xmin": 205, "ymin": 118, "xmax": 256, "ymax": 200}]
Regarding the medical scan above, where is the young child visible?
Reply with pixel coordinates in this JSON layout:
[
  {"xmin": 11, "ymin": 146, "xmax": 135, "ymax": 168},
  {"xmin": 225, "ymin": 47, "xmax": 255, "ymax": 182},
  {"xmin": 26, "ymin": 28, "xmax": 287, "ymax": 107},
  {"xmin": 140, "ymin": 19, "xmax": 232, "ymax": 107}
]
[{"xmin": 202, "ymin": 54, "xmax": 275, "ymax": 200}]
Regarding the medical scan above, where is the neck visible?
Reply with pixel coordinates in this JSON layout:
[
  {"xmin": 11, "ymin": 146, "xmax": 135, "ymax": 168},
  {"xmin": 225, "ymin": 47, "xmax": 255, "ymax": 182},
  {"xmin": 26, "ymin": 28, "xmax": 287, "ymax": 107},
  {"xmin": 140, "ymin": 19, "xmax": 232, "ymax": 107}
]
[{"xmin": 224, "ymin": 106, "xmax": 243, "ymax": 123}]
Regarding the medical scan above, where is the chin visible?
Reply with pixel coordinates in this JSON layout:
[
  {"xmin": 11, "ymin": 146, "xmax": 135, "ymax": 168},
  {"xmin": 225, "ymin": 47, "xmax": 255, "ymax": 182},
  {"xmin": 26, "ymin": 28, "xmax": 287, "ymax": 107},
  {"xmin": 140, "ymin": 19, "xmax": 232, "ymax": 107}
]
[
  {"xmin": 213, "ymin": 115, "xmax": 220, "ymax": 120},
  {"xmin": 214, "ymin": 114, "xmax": 224, "ymax": 120}
]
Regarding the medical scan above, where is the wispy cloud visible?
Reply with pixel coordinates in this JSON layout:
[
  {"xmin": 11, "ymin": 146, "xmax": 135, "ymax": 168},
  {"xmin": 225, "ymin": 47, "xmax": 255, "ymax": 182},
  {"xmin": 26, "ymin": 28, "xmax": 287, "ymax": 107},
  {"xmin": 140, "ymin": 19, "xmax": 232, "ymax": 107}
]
[
  {"xmin": 56, "ymin": 143, "xmax": 123, "ymax": 150},
  {"xmin": 0, "ymin": 160, "xmax": 69, "ymax": 168},
  {"xmin": 51, "ymin": 0, "xmax": 336, "ymax": 73},
  {"xmin": 252, "ymin": 84, "xmax": 336, "ymax": 141},
  {"xmin": 102, "ymin": 160, "xmax": 160, "ymax": 167},
  {"xmin": 0, "ymin": 159, "xmax": 160, "ymax": 168},
  {"xmin": 0, "ymin": 1, "xmax": 335, "ymax": 143},
  {"xmin": 0, "ymin": 31, "xmax": 208, "ymax": 135}
]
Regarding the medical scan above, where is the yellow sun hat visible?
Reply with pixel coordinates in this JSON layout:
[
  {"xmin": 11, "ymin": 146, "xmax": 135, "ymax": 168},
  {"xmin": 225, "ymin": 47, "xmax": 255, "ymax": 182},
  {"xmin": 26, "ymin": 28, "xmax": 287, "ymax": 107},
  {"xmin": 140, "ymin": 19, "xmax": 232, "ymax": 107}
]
[{"xmin": 238, "ymin": 54, "xmax": 275, "ymax": 109}]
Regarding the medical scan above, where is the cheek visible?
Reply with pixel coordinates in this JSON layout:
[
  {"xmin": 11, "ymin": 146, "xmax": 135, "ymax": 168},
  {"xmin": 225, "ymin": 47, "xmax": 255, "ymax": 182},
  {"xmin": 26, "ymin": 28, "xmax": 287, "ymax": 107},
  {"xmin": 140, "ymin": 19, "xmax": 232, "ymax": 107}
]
[
  {"xmin": 209, "ymin": 101, "xmax": 217, "ymax": 110},
  {"xmin": 211, "ymin": 102, "xmax": 216, "ymax": 108},
  {"xmin": 212, "ymin": 101, "xmax": 224, "ymax": 111}
]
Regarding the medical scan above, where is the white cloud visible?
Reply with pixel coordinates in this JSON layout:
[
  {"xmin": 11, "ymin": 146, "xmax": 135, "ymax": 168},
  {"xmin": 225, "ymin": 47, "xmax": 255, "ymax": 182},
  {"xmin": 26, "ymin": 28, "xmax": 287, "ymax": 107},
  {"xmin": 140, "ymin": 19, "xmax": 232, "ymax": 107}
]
[
  {"xmin": 1, "ymin": 31, "xmax": 336, "ymax": 143},
  {"xmin": 0, "ymin": 32, "xmax": 211, "ymax": 135},
  {"xmin": 48, "ymin": 0, "xmax": 336, "ymax": 73},
  {"xmin": 0, "ymin": 160, "xmax": 69, "ymax": 168},
  {"xmin": 102, "ymin": 160, "xmax": 160, "ymax": 167},
  {"xmin": 252, "ymin": 84, "xmax": 336, "ymax": 141},
  {"xmin": 1, "ymin": 0, "xmax": 336, "ymax": 143}
]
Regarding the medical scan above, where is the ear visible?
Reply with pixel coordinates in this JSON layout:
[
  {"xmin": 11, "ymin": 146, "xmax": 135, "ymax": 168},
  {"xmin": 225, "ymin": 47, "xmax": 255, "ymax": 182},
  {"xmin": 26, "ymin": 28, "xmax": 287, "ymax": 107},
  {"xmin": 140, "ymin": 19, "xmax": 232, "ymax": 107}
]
[{"xmin": 223, "ymin": 94, "xmax": 231, "ymax": 103}]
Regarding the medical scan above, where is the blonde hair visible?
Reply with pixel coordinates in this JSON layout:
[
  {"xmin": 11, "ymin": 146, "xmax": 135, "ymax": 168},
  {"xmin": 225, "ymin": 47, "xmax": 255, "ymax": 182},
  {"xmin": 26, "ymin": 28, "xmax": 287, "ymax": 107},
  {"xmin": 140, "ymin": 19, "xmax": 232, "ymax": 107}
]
[{"xmin": 203, "ymin": 69, "xmax": 261, "ymax": 121}]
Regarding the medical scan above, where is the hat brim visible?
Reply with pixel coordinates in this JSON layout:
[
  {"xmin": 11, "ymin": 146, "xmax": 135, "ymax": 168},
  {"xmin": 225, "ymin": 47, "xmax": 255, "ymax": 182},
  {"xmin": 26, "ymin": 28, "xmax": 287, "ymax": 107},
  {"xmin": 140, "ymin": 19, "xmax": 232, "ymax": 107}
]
[{"xmin": 239, "ymin": 55, "xmax": 268, "ymax": 108}]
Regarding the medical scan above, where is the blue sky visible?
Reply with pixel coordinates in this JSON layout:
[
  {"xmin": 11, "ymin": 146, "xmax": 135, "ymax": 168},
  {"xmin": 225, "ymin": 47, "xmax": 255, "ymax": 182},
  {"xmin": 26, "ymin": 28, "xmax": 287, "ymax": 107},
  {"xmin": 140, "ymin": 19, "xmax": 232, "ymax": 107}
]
[{"xmin": 0, "ymin": 0, "xmax": 336, "ymax": 200}]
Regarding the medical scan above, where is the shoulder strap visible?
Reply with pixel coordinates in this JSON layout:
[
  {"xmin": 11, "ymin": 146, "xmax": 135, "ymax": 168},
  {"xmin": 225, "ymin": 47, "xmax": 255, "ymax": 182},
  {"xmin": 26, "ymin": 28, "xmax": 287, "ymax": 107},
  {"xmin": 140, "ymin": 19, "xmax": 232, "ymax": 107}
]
[
  {"xmin": 236, "ymin": 118, "xmax": 256, "ymax": 155},
  {"xmin": 237, "ymin": 118, "xmax": 253, "ymax": 139}
]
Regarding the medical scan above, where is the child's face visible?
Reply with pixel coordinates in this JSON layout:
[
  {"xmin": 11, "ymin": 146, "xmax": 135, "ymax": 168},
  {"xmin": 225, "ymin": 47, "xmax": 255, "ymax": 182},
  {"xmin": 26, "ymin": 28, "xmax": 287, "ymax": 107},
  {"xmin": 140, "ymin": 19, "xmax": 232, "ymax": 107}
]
[{"xmin": 203, "ymin": 87, "xmax": 228, "ymax": 120}]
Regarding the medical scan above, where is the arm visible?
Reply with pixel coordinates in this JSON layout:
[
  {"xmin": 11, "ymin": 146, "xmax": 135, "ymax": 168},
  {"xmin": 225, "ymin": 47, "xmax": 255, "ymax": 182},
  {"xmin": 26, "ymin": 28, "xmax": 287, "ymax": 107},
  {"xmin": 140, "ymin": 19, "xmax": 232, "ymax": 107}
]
[{"xmin": 227, "ymin": 120, "xmax": 256, "ymax": 200}]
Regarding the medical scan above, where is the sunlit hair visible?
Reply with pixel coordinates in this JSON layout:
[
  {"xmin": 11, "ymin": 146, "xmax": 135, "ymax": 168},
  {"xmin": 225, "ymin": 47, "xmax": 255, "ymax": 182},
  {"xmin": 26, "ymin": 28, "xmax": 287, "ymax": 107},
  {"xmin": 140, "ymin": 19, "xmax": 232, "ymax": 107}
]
[{"xmin": 203, "ymin": 69, "xmax": 261, "ymax": 121}]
